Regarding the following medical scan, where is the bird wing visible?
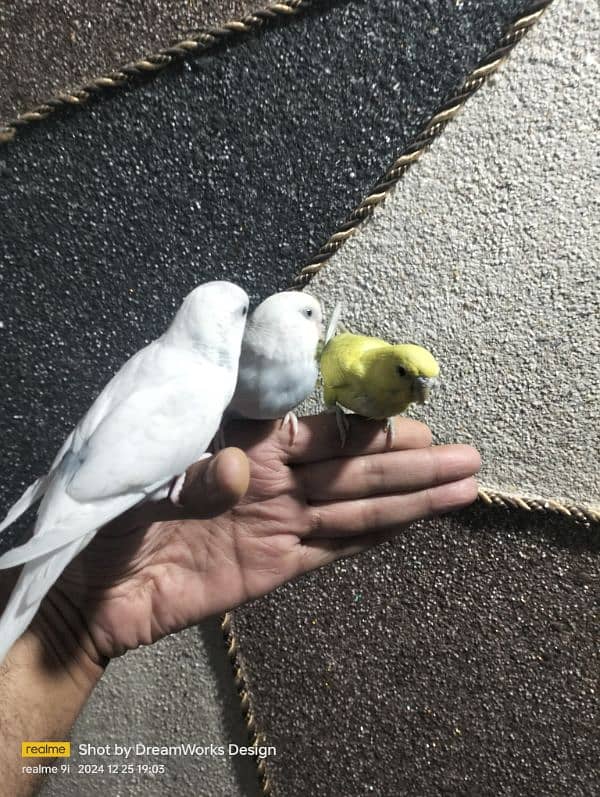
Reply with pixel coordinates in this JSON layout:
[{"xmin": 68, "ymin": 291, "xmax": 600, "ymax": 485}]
[
  {"xmin": 0, "ymin": 345, "xmax": 156, "ymax": 537},
  {"xmin": 65, "ymin": 377, "xmax": 218, "ymax": 502},
  {"xmin": 321, "ymin": 333, "xmax": 372, "ymax": 387},
  {"xmin": 0, "ymin": 360, "xmax": 228, "ymax": 568},
  {"xmin": 321, "ymin": 333, "xmax": 392, "ymax": 409}
]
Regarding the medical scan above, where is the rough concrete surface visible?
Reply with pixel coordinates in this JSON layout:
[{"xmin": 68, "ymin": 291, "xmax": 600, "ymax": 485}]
[
  {"xmin": 233, "ymin": 505, "xmax": 600, "ymax": 797},
  {"xmin": 3, "ymin": 4, "xmax": 534, "ymax": 797},
  {"xmin": 42, "ymin": 620, "xmax": 261, "ymax": 797},
  {"xmin": 230, "ymin": 2, "xmax": 600, "ymax": 795},
  {"xmin": 0, "ymin": 0, "xmax": 260, "ymax": 125},
  {"xmin": 305, "ymin": 0, "xmax": 599, "ymax": 506},
  {"xmin": 0, "ymin": 0, "xmax": 531, "ymax": 551}
]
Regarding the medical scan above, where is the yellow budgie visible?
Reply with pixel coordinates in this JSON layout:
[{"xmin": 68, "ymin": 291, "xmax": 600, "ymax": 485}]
[{"xmin": 319, "ymin": 305, "xmax": 439, "ymax": 445}]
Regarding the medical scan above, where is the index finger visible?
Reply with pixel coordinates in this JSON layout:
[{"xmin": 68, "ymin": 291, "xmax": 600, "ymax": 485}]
[
  {"xmin": 289, "ymin": 414, "xmax": 432, "ymax": 463},
  {"xmin": 226, "ymin": 413, "xmax": 432, "ymax": 465}
]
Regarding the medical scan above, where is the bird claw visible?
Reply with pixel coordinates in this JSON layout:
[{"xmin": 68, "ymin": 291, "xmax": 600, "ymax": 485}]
[
  {"xmin": 281, "ymin": 411, "xmax": 299, "ymax": 445},
  {"xmin": 385, "ymin": 417, "xmax": 396, "ymax": 448},
  {"xmin": 168, "ymin": 472, "xmax": 187, "ymax": 507},
  {"xmin": 335, "ymin": 404, "xmax": 350, "ymax": 447},
  {"xmin": 146, "ymin": 483, "xmax": 170, "ymax": 502}
]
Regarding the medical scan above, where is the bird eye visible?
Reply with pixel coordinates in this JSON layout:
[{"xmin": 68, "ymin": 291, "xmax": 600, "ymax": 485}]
[
  {"xmin": 396, "ymin": 366, "xmax": 407, "ymax": 377},
  {"xmin": 305, "ymin": 308, "xmax": 313, "ymax": 318},
  {"xmin": 241, "ymin": 306, "xmax": 248, "ymax": 317}
]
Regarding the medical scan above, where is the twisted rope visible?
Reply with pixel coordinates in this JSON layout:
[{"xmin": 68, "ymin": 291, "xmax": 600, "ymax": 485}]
[
  {"xmin": 0, "ymin": 0, "xmax": 309, "ymax": 145},
  {"xmin": 477, "ymin": 486, "xmax": 600, "ymax": 526},
  {"xmin": 290, "ymin": 0, "xmax": 598, "ymax": 526},
  {"xmin": 294, "ymin": 0, "xmax": 554, "ymax": 283},
  {"xmin": 222, "ymin": 612, "xmax": 273, "ymax": 795}
]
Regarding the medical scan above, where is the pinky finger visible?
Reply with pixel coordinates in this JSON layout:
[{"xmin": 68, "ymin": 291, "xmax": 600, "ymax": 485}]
[{"xmin": 300, "ymin": 477, "xmax": 478, "ymax": 571}]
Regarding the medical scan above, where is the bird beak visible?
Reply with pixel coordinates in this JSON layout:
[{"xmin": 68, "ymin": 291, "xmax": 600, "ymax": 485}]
[{"xmin": 414, "ymin": 376, "xmax": 436, "ymax": 405}]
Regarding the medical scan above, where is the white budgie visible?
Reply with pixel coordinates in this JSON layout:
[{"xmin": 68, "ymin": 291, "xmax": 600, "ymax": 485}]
[
  {"xmin": 226, "ymin": 291, "xmax": 323, "ymax": 442},
  {"xmin": 0, "ymin": 280, "xmax": 249, "ymax": 663}
]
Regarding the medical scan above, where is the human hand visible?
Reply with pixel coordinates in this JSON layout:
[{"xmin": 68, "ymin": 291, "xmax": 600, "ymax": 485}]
[{"xmin": 22, "ymin": 414, "xmax": 480, "ymax": 670}]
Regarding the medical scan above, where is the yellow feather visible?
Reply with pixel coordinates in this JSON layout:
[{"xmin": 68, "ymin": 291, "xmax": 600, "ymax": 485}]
[{"xmin": 320, "ymin": 332, "xmax": 439, "ymax": 420}]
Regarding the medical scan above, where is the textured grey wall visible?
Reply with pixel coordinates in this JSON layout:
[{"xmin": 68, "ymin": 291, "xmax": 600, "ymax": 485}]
[
  {"xmin": 305, "ymin": 0, "xmax": 599, "ymax": 506},
  {"xmin": 231, "ymin": 5, "xmax": 600, "ymax": 796},
  {"xmin": 42, "ymin": 620, "xmax": 261, "ymax": 797}
]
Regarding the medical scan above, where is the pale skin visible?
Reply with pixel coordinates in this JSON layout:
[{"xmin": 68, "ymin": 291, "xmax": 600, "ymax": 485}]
[{"xmin": 0, "ymin": 414, "xmax": 480, "ymax": 797}]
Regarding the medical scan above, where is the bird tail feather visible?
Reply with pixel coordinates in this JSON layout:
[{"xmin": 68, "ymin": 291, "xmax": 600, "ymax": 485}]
[
  {"xmin": 0, "ymin": 524, "xmax": 92, "ymax": 570},
  {"xmin": 0, "ymin": 531, "xmax": 95, "ymax": 665},
  {"xmin": 324, "ymin": 303, "xmax": 343, "ymax": 345},
  {"xmin": 0, "ymin": 476, "xmax": 49, "ymax": 535}
]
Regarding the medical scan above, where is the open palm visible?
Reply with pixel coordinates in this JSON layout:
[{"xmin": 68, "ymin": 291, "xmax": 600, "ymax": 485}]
[{"xmin": 35, "ymin": 414, "xmax": 480, "ymax": 663}]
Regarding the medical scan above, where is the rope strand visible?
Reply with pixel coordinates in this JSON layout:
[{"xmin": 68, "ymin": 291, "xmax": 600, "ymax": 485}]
[{"xmin": 0, "ymin": 0, "xmax": 310, "ymax": 144}]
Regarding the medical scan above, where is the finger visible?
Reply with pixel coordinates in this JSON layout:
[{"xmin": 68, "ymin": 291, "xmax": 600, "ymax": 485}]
[
  {"xmin": 226, "ymin": 413, "xmax": 433, "ymax": 465},
  {"xmin": 112, "ymin": 448, "xmax": 250, "ymax": 530},
  {"xmin": 179, "ymin": 447, "xmax": 250, "ymax": 518},
  {"xmin": 304, "ymin": 476, "xmax": 479, "ymax": 539},
  {"xmin": 298, "ymin": 444, "xmax": 481, "ymax": 501}
]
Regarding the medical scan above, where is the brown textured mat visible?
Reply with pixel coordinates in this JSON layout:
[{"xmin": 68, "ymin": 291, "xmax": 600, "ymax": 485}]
[
  {"xmin": 229, "ymin": 505, "xmax": 600, "ymax": 796},
  {"xmin": 0, "ymin": 0, "xmax": 258, "ymax": 124}
]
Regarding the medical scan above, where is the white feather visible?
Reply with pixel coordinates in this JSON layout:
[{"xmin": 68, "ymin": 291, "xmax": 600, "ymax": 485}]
[
  {"xmin": 228, "ymin": 291, "xmax": 323, "ymax": 420},
  {"xmin": 324, "ymin": 302, "xmax": 343, "ymax": 345},
  {"xmin": 0, "ymin": 476, "xmax": 48, "ymax": 535},
  {"xmin": 0, "ymin": 280, "xmax": 249, "ymax": 661}
]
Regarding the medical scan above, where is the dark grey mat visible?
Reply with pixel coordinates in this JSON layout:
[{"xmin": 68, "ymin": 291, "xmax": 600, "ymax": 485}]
[
  {"xmin": 0, "ymin": 0, "xmax": 531, "ymax": 542},
  {"xmin": 0, "ymin": 0, "xmax": 258, "ymax": 125},
  {"xmin": 231, "ymin": 506, "xmax": 600, "ymax": 796}
]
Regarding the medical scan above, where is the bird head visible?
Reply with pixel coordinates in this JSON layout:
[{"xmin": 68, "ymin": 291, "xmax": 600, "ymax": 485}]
[
  {"xmin": 165, "ymin": 281, "xmax": 249, "ymax": 365},
  {"xmin": 244, "ymin": 291, "xmax": 324, "ymax": 359},
  {"xmin": 364, "ymin": 342, "xmax": 439, "ymax": 410},
  {"xmin": 390, "ymin": 344, "xmax": 439, "ymax": 404}
]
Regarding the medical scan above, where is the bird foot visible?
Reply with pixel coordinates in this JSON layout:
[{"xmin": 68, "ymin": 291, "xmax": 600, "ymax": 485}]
[
  {"xmin": 281, "ymin": 411, "xmax": 299, "ymax": 445},
  {"xmin": 385, "ymin": 417, "xmax": 396, "ymax": 448},
  {"xmin": 146, "ymin": 484, "xmax": 170, "ymax": 502},
  {"xmin": 335, "ymin": 403, "xmax": 350, "ymax": 447}
]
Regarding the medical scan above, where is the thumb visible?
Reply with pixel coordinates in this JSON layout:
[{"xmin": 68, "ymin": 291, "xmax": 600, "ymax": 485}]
[
  {"xmin": 105, "ymin": 448, "xmax": 251, "ymax": 533},
  {"xmin": 178, "ymin": 447, "xmax": 250, "ymax": 518}
]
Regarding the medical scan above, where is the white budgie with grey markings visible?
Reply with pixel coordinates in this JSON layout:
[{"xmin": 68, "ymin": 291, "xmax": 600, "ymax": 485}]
[
  {"xmin": 0, "ymin": 281, "xmax": 249, "ymax": 664},
  {"xmin": 225, "ymin": 291, "xmax": 323, "ymax": 443}
]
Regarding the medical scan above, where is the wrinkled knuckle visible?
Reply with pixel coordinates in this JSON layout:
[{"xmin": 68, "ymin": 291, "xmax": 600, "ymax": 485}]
[
  {"xmin": 423, "ymin": 487, "xmax": 436, "ymax": 517},
  {"xmin": 427, "ymin": 446, "xmax": 443, "ymax": 486},
  {"xmin": 359, "ymin": 499, "xmax": 377, "ymax": 531},
  {"xmin": 362, "ymin": 456, "xmax": 384, "ymax": 490},
  {"xmin": 308, "ymin": 507, "xmax": 325, "ymax": 536}
]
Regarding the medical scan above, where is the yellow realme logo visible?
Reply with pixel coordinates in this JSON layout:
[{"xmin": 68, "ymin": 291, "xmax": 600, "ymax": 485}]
[{"xmin": 21, "ymin": 742, "xmax": 71, "ymax": 758}]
